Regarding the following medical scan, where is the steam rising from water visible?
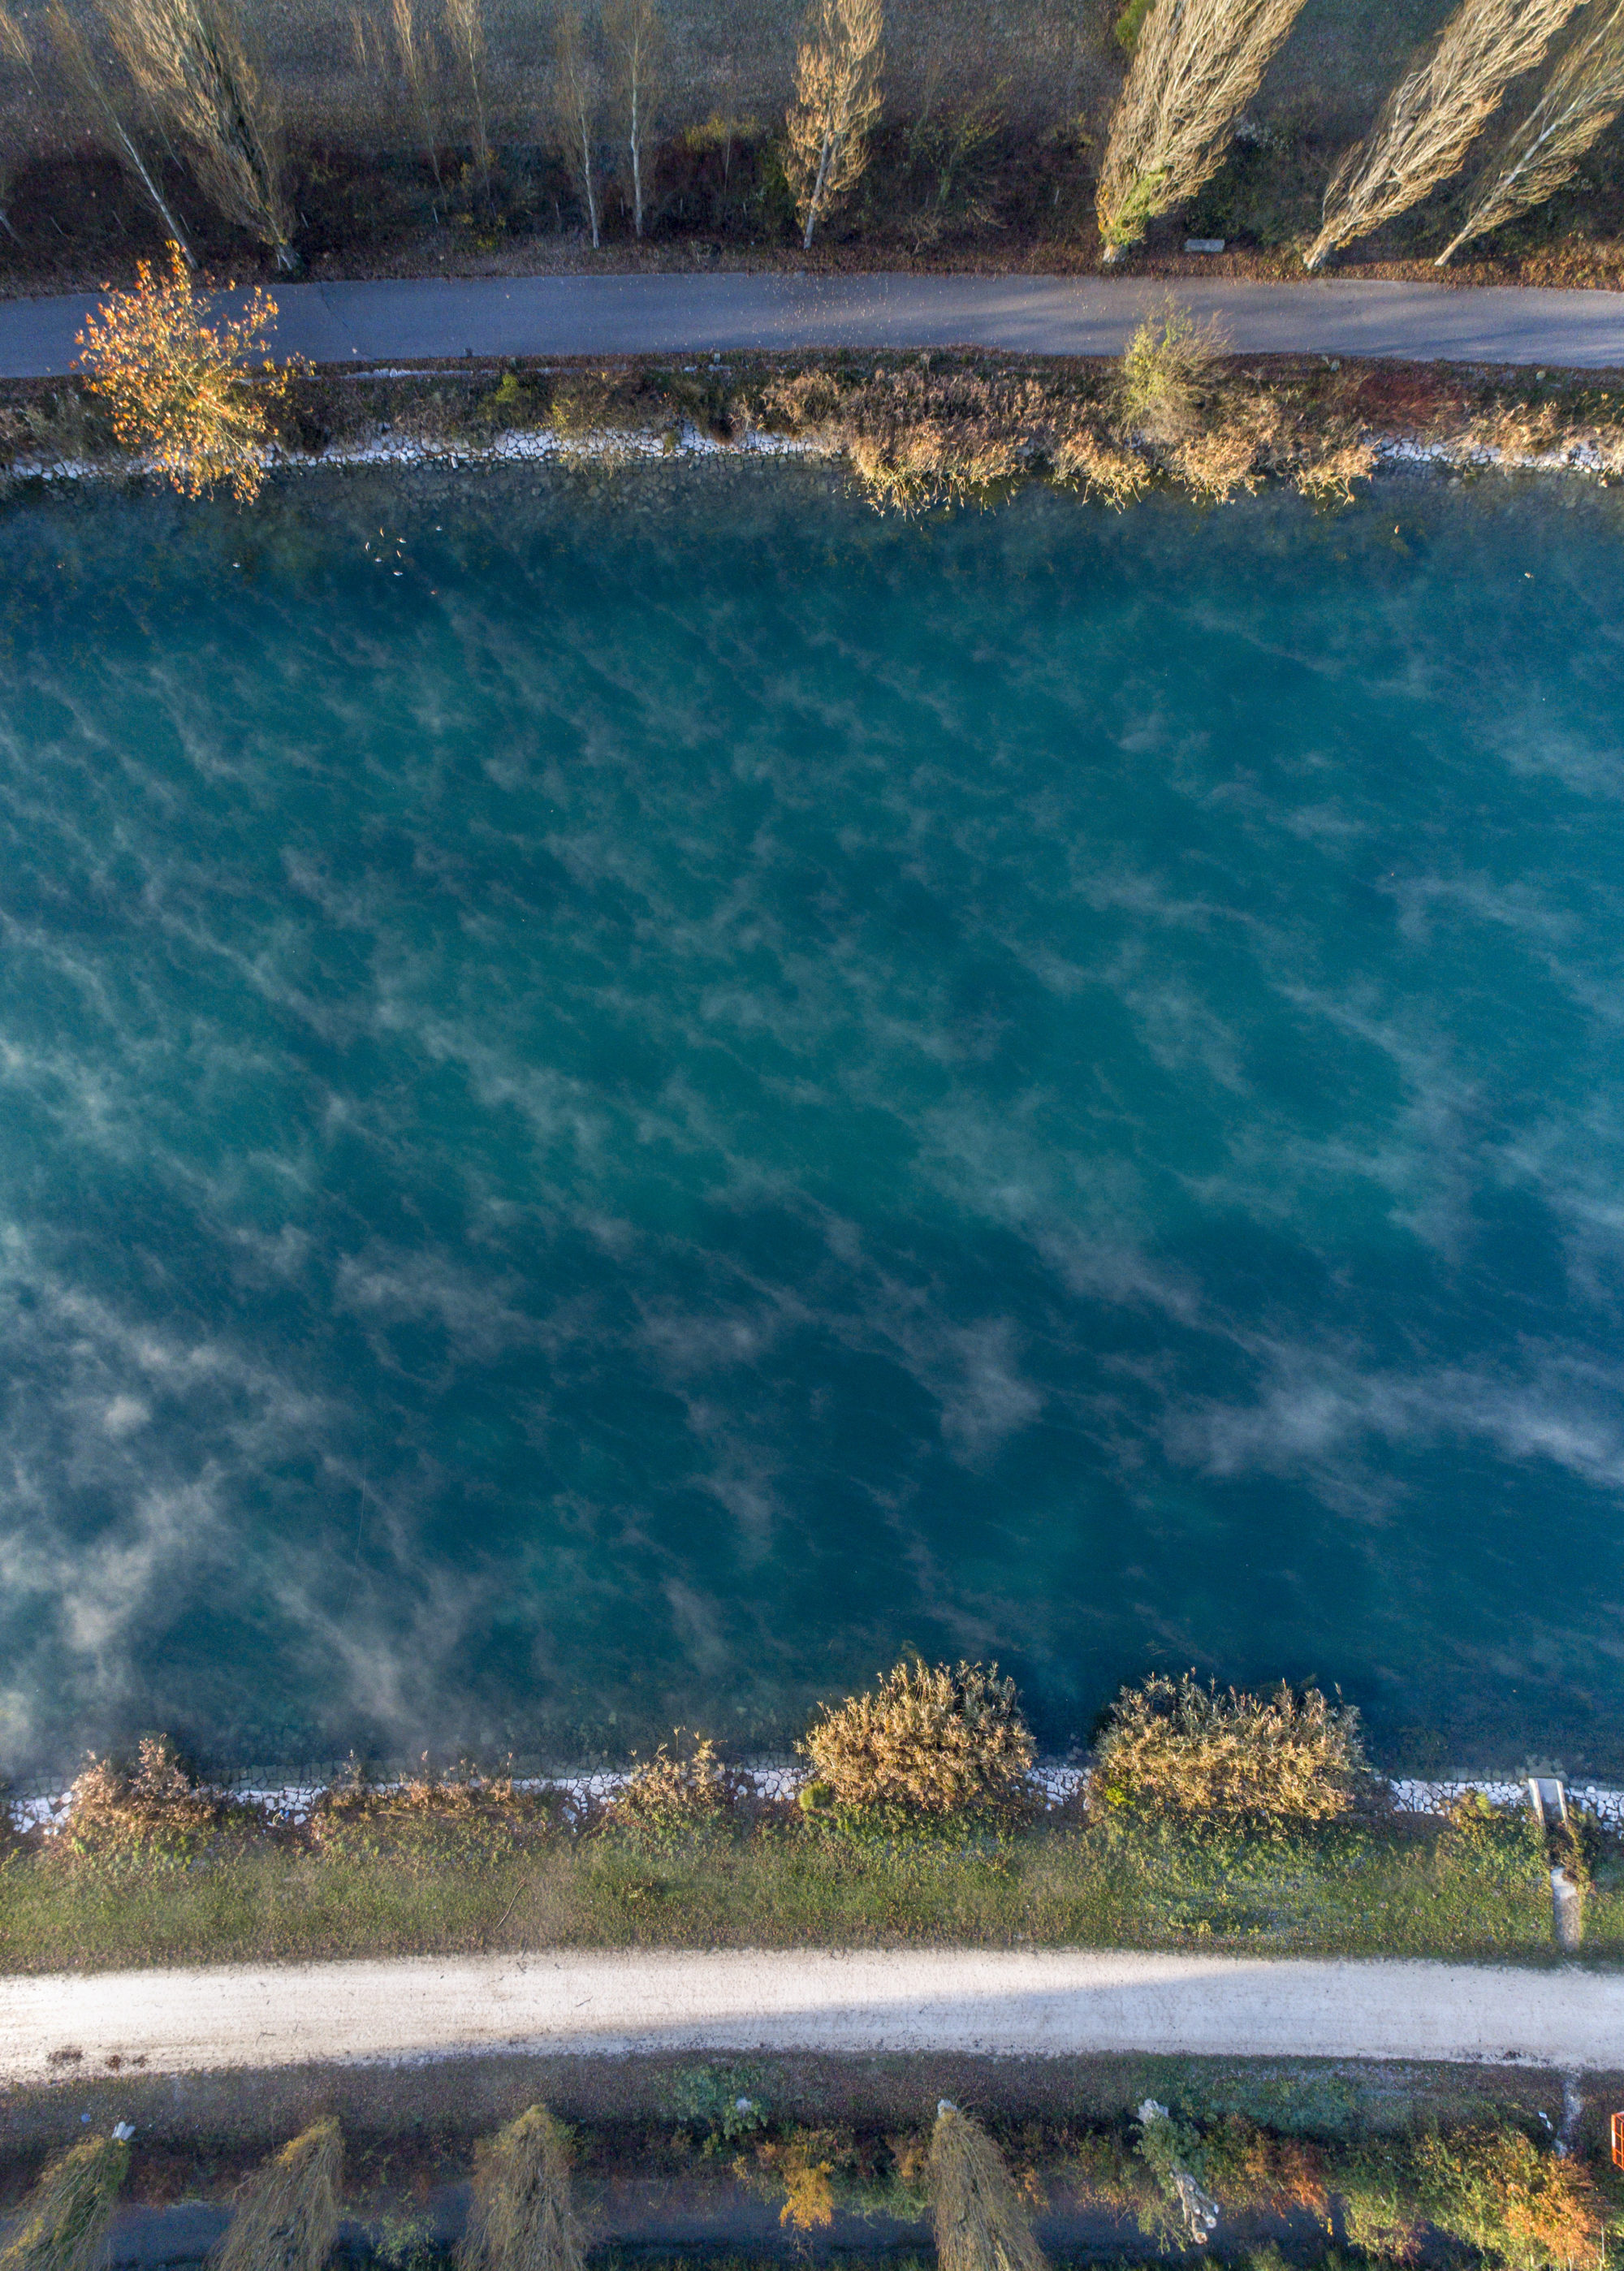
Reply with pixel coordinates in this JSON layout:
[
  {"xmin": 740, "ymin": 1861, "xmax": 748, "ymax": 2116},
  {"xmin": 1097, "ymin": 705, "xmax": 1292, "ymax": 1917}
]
[{"xmin": 0, "ymin": 464, "xmax": 1621, "ymax": 1776}]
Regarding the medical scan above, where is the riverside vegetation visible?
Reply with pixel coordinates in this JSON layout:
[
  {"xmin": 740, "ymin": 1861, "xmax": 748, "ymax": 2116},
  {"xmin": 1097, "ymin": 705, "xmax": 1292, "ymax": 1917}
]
[
  {"xmin": 2, "ymin": 1665, "xmax": 1619, "ymax": 1971},
  {"xmin": 4, "ymin": 2088, "xmax": 1618, "ymax": 2271},
  {"xmin": 17, "ymin": 254, "xmax": 1624, "ymax": 510},
  {"xmin": 11, "ymin": 0, "xmax": 1624, "ymax": 283}
]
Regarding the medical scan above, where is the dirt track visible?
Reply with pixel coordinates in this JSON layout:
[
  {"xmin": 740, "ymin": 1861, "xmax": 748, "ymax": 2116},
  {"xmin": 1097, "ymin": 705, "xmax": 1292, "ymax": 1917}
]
[{"xmin": 2, "ymin": 1949, "xmax": 1618, "ymax": 2087}]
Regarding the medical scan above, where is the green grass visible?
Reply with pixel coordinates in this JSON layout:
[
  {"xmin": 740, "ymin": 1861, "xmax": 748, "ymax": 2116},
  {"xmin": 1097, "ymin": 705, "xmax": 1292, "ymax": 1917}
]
[{"xmin": 2, "ymin": 1807, "xmax": 1615, "ymax": 1972}]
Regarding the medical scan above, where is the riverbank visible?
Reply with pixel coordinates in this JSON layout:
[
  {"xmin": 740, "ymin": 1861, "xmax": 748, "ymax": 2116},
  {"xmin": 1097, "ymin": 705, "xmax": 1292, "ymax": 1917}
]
[
  {"xmin": 3, "ymin": 1788, "xmax": 1618, "ymax": 1975},
  {"xmin": 6, "ymin": 342, "xmax": 1624, "ymax": 511}
]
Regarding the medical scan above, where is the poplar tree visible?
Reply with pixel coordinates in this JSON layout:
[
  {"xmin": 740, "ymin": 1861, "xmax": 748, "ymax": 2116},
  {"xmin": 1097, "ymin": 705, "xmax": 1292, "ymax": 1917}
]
[
  {"xmin": 551, "ymin": 5, "xmax": 603, "ymax": 248},
  {"xmin": 784, "ymin": 0, "xmax": 883, "ymax": 252},
  {"xmin": 604, "ymin": 0, "xmax": 663, "ymax": 238},
  {"xmin": 1304, "ymin": 0, "xmax": 1585, "ymax": 270},
  {"xmin": 1095, "ymin": 0, "xmax": 1309, "ymax": 261},
  {"xmin": 1438, "ymin": 0, "xmax": 1624, "ymax": 262}
]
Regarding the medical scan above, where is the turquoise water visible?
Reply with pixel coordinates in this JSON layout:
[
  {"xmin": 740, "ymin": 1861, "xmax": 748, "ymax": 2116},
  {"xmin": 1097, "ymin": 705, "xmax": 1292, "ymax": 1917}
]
[{"xmin": 1, "ymin": 463, "xmax": 1622, "ymax": 1779}]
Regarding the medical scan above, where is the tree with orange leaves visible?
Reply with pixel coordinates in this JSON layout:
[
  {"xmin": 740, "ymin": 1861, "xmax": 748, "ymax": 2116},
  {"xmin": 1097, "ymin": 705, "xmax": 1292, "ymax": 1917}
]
[{"xmin": 76, "ymin": 243, "xmax": 303, "ymax": 502}]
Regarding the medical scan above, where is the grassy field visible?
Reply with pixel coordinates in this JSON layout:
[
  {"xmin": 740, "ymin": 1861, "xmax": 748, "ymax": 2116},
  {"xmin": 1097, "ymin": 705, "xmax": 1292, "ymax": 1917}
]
[{"xmin": 2, "ymin": 1803, "xmax": 1617, "ymax": 1972}]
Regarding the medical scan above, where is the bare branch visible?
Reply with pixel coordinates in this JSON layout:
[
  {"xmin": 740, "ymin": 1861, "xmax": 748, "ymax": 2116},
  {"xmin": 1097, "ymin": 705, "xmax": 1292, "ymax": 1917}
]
[
  {"xmin": 603, "ymin": 0, "xmax": 663, "ymax": 238},
  {"xmin": 44, "ymin": 0, "xmax": 198, "ymax": 264}
]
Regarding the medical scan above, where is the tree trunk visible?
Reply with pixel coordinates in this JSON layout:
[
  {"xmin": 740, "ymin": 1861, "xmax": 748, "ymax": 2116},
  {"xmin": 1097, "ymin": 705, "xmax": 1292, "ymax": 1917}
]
[
  {"xmin": 115, "ymin": 123, "xmax": 197, "ymax": 269},
  {"xmin": 579, "ymin": 108, "xmax": 600, "ymax": 248},
  {"xmin": 803, "ymin": 127, "xmax": 832, "ymax": 250},
  {"xmin": 630, "ymin": 76, "xmax": 642, "ymax": 236}
]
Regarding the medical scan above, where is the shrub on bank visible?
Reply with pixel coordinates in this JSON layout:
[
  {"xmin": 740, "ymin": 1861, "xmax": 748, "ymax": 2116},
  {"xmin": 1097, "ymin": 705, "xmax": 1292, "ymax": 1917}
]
[
  {"xmin": 63, "ymin": 1734, "xmax": 228, "ymax": 1852},
  {"xmin": 1091, "ymin": 1673, "xmax": 1372, "ymax": 1824},
  {"xmin": 607, "ymin": 1733, "xmax": 751, "ymax": 1837},
  {"xmin": 799, "ymin": 1657, "xmax": 1036, "ymax": 1819}
]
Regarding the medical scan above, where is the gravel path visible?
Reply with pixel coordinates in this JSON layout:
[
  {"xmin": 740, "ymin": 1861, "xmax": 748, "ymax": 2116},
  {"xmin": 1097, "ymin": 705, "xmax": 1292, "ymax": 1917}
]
[
  {"xmin": 3, "ymin": 1949, "xmax": 1618, "ymax": 2084},
  {"xmin": 2, "ymin": 273, "xmax": 1624, "ymax": 378}
]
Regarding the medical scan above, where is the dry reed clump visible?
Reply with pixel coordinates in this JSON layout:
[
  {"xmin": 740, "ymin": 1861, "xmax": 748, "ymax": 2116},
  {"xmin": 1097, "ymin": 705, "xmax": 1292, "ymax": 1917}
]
[
  {"xmin": 1200, "ymin": 2119, "xmax": 1329, "ymax": 2225},
  {"xmin": 1050, "ymin": 420, "xmax": 1150, "ymax": 507},
  {"xmin": 65, "ymin": 1733, "xmax": 226, "ymax": 1848},
  {"xmin": 214, "ymin": 2120, "xmax": 343, "ymax": 2271},
  {"xmin": 1292, "ymin": 429, "xmax": 1380, "ymax": 504},
  {"xmin": 844, "ymin": 365, "xmax": 1051, "ymax": 511},
  {"xmin": 77, "ymin": 243, "xmax": 301, "ymax": 500},
  {"xmin": 607, "ymin": 1733, "xmax": 749, "ymax": 1835},
  {"xmin": 746, "ymin": 2132, "xmax": 840, "ymax": 2230},
  {"xmin": 1440, "ymin": 0, "xmax": 1624, "ymax": 264},
  {"xmin": 758, "ymin": 365, "xmax": 847, "ymax": 436},
  {"xmin": 1091, "ymin": 1672, "xmax": 1371, "ymax": 1824},
  {"xmin": 1095, "ymin": 0, "xmax": 1311, "ymax": 258},
  {"xmin": 765, "ymin": 362, "xmax": 1065, "ymax": 512},
  {"xmin": 1304, "ymin": 0, "xmax": 1587, "ymax": 271},
  {"xmin": 0, "ymin": 2135, "xmax": 132, "ymax": 2271},
  {"xmin": 801, "ymin": 1657, "xmax": 1035, "ymax": 1818},
  {"xmin": 458, "ymin": 2105, "xmax": 585, "ymax": 2271},
  {"xmin": 927, "ymin": 2104, "xmax": 1047, "ymax": 2271},
  {"xmin": 1164, "ymin": 414, "xmax": 1269, "ymax": 501}
]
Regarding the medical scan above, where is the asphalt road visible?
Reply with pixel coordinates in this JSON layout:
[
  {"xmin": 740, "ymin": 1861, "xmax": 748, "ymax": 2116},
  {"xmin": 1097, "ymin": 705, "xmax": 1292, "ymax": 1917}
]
[
  {"xmin": 3, "ymin": 272, "xmax": 1624, "ymax": 378},
  {"xmin": 2, "ymin": 1949, "xmax": 1617, "ymax": 2083}
]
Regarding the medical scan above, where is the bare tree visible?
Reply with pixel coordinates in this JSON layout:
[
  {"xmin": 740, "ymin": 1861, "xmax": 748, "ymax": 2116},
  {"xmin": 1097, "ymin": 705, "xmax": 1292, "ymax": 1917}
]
[
  {"xmin": 442, "ymin": 0, "xmax": 489, "ymax": 200},
  {"xmin": 44, "ymin": 0, "xmax": 198, "ymax": 264},
  {"xmin": 1438, "ymin": 0, "xmax": 1624, "ymax": 261},
  {"xmin": 603, "ymin": 0, "xmax": 663, "ymax": 238},
  {"xmin": 352, "ymin": 0, "xmax": 445, "ymax": 194},
  {"xmin": 0, "ymin": 5, "xmax": 32, "ymax": 245},
  {"xmin": 1095, "ymin": 0, "xmax": 1309, "ymax": 261},
  {"xmin": 1304, "ymin": 0, "xmax": 1585, "ymax": 270},
  {"xmin": 784, "ymin": 0, "xmax": 883, "ymax": 251},
  {"xmin": 103, "ymin": 0, "xmax": 298, "ymax": 268},
  {"xmin": 551, "ymin": 5, "xmax": 601, "ymax": 248}
]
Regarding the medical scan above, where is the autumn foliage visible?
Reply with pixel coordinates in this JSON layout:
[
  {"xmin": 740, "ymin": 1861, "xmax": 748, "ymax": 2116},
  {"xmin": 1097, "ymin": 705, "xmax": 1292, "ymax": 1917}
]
[
  {"xmin": 76, "ymin": 241, "xmax": 299, "ymax": 499},
  {"xmin": 800, "ymin": 1657, "xmax": 1035, "ymax": 1816}
]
